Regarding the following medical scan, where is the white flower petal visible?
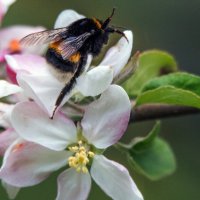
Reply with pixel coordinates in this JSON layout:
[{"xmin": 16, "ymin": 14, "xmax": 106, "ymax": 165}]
[
  {"xmin": 0, "ymin": 139, "xmax": 70, "ymax": 187},
  {"xmin": 0, "ymin": 80, "xmax": 22, "ymax": 98},
  {"xmin": 0, "ymin": 128, "xmax": 18, "ymax": 156},
  {"xmin": 56, "ymin": 168, "xmax": 91, "ymax": 200},
  {"xmin": 0, "ymin": 103, "xmax": 14, "ymax": 127},
  {"xmin": 17, "ymin": 71, "xmax": 70, "ymax": 116},
  {"xmin": 91, "ymin": 155, "xmax": 143, "ymax": 200},
  {"xmin": 0, "ymin": 0, "xmax": 16, "ymax": 22},
  {"xmin": 0, "ymin": 0, "xmax": 16, "ymax": 11},
  {"xmin": 2, "ymin": 181, "xmax": 20, "ymax": 199},
  {"xmin": 10, "ymin": 101, "xmax": 77, "ymax": 151},
  {"xmin": 82, "ymin": 85, "xmax": 131, "ymax": 149},
  {"xmin": 99, "ymin": 30, "xmax": 133, "ymax": 77},
  {"xmin": 54, "ymin": 9, "xmax": 85, "ymax": 28},
  {"xmin": 83, "ymin": 54, "xmax": 93, "ymax": 72},
  {"xmin": 5, "ymin": 54, "xmax": 48, "ymax": 75},
  {"xmin": 76, "ymin": 65, "xmax": 113, "ymax": 96}
]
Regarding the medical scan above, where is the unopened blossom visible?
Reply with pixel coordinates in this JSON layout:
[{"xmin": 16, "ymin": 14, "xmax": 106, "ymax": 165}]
[
  {"xmin": 0, "ymin": 26, "xmax": 45, "ymax": 65},
  {"xmin": 5, "ymin": 9, "xmax": 133, "ymax": 116},
  {"xmin": 0, "ymin": 85, "xmax": 143, "ymax": 200},
  {"xmin": 0, "ymin": 0, "xmax": 16, "ymax": 23}
]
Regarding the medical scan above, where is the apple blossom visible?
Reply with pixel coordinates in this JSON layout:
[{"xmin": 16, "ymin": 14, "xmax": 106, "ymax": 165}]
[{"xmin": 0, "ymin": 85, "xmax": 143, "ymax": 200}]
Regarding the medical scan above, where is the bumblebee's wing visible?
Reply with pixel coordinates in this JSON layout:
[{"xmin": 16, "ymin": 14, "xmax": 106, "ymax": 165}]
[
  {"xmin": 59, "ymin": 32, "xmax": 91, "ymax": 60},
  {"xmin": 20, "ymin": 27, "xmax": 68, "ymax": 46}
]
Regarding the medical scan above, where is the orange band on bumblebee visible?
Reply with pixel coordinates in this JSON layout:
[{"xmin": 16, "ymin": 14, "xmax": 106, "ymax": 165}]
[
  {"xmin": 68, "ymin": 52, "xmax": 81, "ymax": 63},
  {"xmin": 49, "ymin": 41, "xmax": 62, "ymax": 54},
  {"xmin": 92, "ymin": 18, "xmax": 102, "ymax": 29}
]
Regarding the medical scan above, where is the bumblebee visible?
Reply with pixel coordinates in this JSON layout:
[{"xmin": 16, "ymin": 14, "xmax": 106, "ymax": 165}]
[{"xmin": 20, "ymin": 8, "xmax": 127, "ymax": 119}]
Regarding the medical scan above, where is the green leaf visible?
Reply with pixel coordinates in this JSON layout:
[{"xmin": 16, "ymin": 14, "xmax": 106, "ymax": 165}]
[
  {"xmin": 127, "ymin": 122, "xmax": 176, "ymax": 180},
  {"xmin": 136, "ymin": 86, "xmax": 200, "ymax": 108},
  {"xmin": 123, "ymin": 50, "xmax": 178, "ymax": 97},
  {"xmin": 142, "ymin": 72, "xmax": 200, "ymax": 95}
]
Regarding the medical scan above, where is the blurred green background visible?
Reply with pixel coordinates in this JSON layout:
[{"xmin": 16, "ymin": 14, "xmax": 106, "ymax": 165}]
[{"xmin": 1, "ymin": 0, "xmax": 200, "ymax": 199}]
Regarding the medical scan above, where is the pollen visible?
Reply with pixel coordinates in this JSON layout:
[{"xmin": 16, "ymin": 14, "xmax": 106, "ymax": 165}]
[
  {"xmin": 9, "ymin": 39, "xmax": 21, "ymax": 53},
  {"xmin": 68, "ymin": 140, "xmax": 95, "ymax": 173}
]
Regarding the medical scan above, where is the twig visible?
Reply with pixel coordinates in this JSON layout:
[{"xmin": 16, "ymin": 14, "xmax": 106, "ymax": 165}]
[{"xmin": 130, "ymin": 104, "xmax": 200, "ymax": 123}]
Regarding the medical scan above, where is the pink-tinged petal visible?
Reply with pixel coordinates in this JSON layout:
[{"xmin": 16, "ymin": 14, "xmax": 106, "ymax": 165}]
[
  {"xmin": 10, "ymin": 101, "xmax": 77, "ymax": 151},
  {"xmin": 5, "ymin": 54, "xmax": 50, "ymax": 86},
  {"xmin": 5, "ymin": 54, "xmax": 48, "ymax": 75},
  {"xmin": 54, "ymin": 9, "xmax": 85, "ymax": 28},
  {"xmin": 6, "ymin": 63, "xmax": 17, "ymax": 84},
  {"xmin": 99, "ymin": 30, "xmax": 133, "ymax": 77},
  {"xmin": 0, "ymin": 128, "xmax": 18, "ymax": 156},
  {"xmin": 91, "ymin": 155, "xmax": 143, "ymax": 200},
  {"xmin": 56, "ymin": 168, "xmax": 91, "ymax": 200},
  {"xmin": 0, "ymin": 26, "xmax": 45, "ymax": 54},
  {"xmin": 0, "ymin": 49, "xmax": 8, "ymax": 62},
  {"xmin": 81, "ymin": 85, "xmax": 131, "ymax": 149},
  {"xmin": 0, "ymin": 80, "xmax": 22, "ymax": 98},
  {"xmin": 2, "ymin": 181, "xmax": 20, "ymax": 199},
  {"xmin": 76, "ymin": 65, "xmax": 113, "ymax": 96},
  {"xmin": 16, "ymin": 71, "xmax": 70, "ymax": 116},
  {"xmin": 0, "ymin": 139, "xmax": 71, "ymax": 187}
]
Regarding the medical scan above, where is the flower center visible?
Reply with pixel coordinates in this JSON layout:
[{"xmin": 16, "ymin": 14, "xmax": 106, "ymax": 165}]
[
  {"xmin": 68, "ymin": 140, "xmax": 95, "ymax": 173},
  {"xmin": 8, "ymin": 39, "xmax": 21, "ymax": 53}
]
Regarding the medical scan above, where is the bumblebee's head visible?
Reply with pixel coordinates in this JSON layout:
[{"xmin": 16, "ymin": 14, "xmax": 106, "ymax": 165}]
[{"xmin": 102, "ymin": 8, "xmax": 129, "ymax": 42}]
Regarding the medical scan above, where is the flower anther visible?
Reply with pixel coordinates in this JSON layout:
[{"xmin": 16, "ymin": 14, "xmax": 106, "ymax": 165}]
[
  {"xmin": 8, "ymin": 39, "xmax": 21, "ymax": 53},
  {"xmin": 68, "ymin": 140, "xmax": 95, "ymax": 173}
]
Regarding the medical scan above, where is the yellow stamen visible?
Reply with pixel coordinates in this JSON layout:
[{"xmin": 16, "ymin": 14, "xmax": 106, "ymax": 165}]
[
  {"xmin": 78, "ymin": 140, "xmax": 82, "ymax": 145},
  {"xmin": 82, "ymin": 166, "xmax": 88, "ymax": 174},
  {"xmin": 88, "ymin": 151, "xmax": 95, "ymax": 158},
  {"xmin": 68, "ymin": 140, "xmax": 95, "ymax": 173}
]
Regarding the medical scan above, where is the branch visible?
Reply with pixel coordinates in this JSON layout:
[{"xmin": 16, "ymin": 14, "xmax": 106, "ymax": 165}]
[{"xmin": 130, "ymin": 104, "xmax": 200, "ymax": 123}]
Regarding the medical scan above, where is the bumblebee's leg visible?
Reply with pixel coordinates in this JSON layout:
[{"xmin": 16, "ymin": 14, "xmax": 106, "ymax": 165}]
[
  {"xmin": 50, "ymin": 78, "xmax": 75, "ymax": 119},
  {"xmin": 114, "ymin": 29, "xmax": 129, "ymax": 43},
  {"xmin": 106, "ymin": 27, "xmax": 129, "ymax": 43}
]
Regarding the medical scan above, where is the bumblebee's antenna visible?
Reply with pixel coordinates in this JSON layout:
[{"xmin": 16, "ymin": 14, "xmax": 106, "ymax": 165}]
[{"xmin": 102, "ymin": 7, "xmax": 116, "ymax": 30}]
